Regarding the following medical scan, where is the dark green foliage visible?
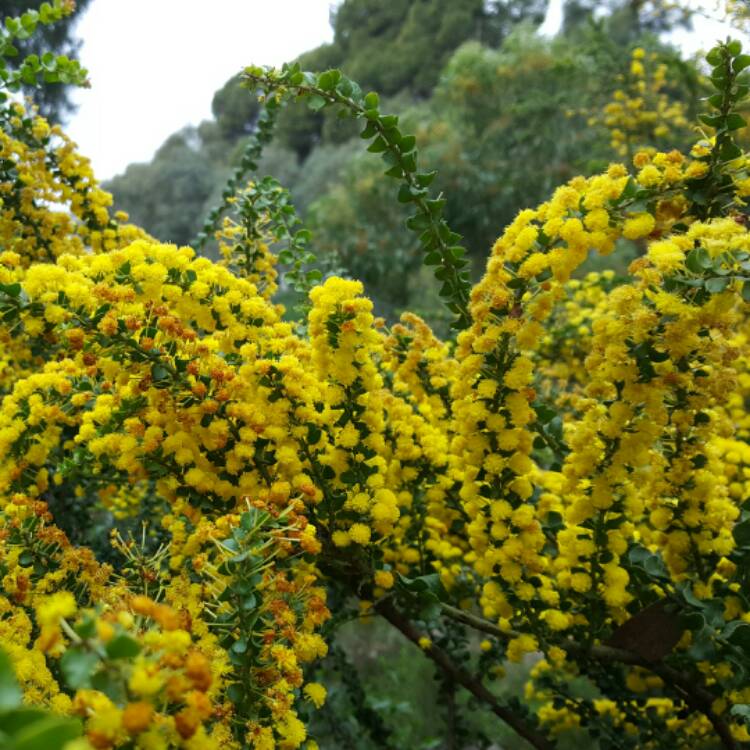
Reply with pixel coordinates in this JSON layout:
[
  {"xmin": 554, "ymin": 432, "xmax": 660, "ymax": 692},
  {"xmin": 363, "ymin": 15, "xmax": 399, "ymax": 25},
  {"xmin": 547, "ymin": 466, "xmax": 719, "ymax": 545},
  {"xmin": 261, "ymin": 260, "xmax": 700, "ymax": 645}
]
[
  {"xmin": 307, "ymin": 152, "xmax": 420, "ymax": 313},
  {"xmin": 298, "ymin": 28, "xmax": 699, "ymax": 318},
  {"xmin": 211, "ymin": 72, "xmax": 260, "ymax": 140},
  {"xmin": 273, "ymin": 0, "xmax": 550, "ymax": 158},
  {"xmin": 0, "ymin": 0, "xmax": 90, "ymax": 122},
  {"xmin": 245, "ymin": 63, "xmax": 474, "ymax": 328},
  {"xmin": 331, "ymin": 0, "xmax": 549, "ymax": 97},
  {"xmin": 306, "ymin": 618, "xmax": 539, "ymax": 750},
  {"xmin": 688, "ymin": 40, "xmax": 750, "ymax": 220},
  {"xmin": 275, "ymin": 43, "xmax": 344, "ymax": 158},
  {"xmin": 562, "ymin": 0, "xmax": 692, "ymax": 38},
  {"xmin": 0, "ymin": 650, "xmax": 83, "ymax": 748}
]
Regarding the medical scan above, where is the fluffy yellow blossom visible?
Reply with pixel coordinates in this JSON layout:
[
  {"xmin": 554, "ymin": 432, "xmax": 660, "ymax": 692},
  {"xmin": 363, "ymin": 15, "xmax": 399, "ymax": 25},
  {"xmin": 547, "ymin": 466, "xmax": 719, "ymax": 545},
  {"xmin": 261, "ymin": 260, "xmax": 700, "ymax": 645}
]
[{"xmin": 303, "ymin": 682, "xmax": 327, "ymax": 709}]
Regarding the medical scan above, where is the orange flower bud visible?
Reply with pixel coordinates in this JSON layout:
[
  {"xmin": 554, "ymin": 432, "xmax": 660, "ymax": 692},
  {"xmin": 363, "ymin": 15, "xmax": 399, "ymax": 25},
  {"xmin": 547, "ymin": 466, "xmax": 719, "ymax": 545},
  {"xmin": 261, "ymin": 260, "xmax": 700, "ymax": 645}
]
[{"xmin": 122, "ymin": 702, "xmax": 153, "ymax": 735}]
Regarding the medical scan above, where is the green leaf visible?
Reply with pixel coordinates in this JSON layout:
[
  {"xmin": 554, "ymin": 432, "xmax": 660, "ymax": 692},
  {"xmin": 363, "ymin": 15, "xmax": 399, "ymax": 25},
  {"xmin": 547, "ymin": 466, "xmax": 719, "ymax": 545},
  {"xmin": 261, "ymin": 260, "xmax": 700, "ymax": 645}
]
[
  {"xmin": 705, "ymin": 276, "xmax": 730, "ymax": 293},
  {"xmin": 366, "ymin": 136, "xmax": 388, "ymax": 154},
  {"xmin": 305, "ymin": 269, "xmax": 322, "ymax": 284},
  {"xmin": 399, "ymin": 134, "xmax": 416, "ymax": 151},
  {"xmin": 397, "ymin": 573, "xmax": 443, "ymax": 597},
  {"xmin": 397, "ymin": 184, "xmax": 415, "ymax": 203},
  {"xmin": 723, "ymin": 621, "xmax": 750, "ymax": 650},
  {"xmin": 0, "ymin": 650, "xmax": 22, "ymax": 710},
  {"xmin": 643, "ymin": 554, "xmax": 668, "ymax": 579},
  {"xmin": 706, "ymin": 47, "xmax": 723, "ymax": 66},
  {"xmin": 90, "ymin": 671, "xmax": 125, "ymax": 703},
  {"xmin": 726, "ymin": 112, "xmax": 746, "ymax": 131},
  {"xmin": 151, "ymin": 363, "xmax": 171, "ymax": 385},
  {"xmin": 691, "ymin": 454, "xmax": 709, "ymax": 468},
  {"xmin": 0, "ymin": 282, "xmax": 21, "ymax": 297},
  {"xmin": 360, "ymin": 120, "xmax": 377, "ymax": 139},
  {"xmin": 688, "ymin": 631, "xmax": 717, "ymax": 661},
  {"xmin": 720, "ymin": 140, "xmax": 743, "ymax": 161},
  {"xmin": 415, "ymin": 171, "xmax": 437, "ymax": 188},
  {"xmin": 685, "ymin": 254, "xmax": 709, "ymax": 276},
  {"xmin": 731, "ymin": 704, "xmax": 750, "ymax": 723},
  {"xmin": 534, "ymin": 403, "xmax": 557, "ymax": 424},
  {"xmin": 105, "ymin": 633, "xmax": 141, "ymax": 660},
  {"xmin": 0, "ymin": 708, "xmax": 50, "ymax": 735},
  {"xmin": 13, "ymin": 715, "xmax": 82, "ymax": 750},
  {"xmin": 681, "ymin": 611, "xmax": 706, "ymax": 632},
  {"xmin": 317, "ymin": 70, "xmax": 336, "ymax": 91},
  {"xmin": 227, "ymin": 683, "xmax": 244, "ymax": 703},
  {"xmin": 74, "ymin": 617, "xmax": 96, "ymax": 640},
  {"xmin": 699, "ymin": 113, "xmax": 724, "ymax": 129},
  {"xmin": 734, "ymin": 518, "xmax": 750, "ymax": 546},
  {"xmin": 307, "ymin": 425, "xmax": 322, "ymax": 445},
  {"xmin": 418, "ymin": 600, "xmax": 442, "ymax": 622},
  {"xmin": 231, "ymin": 638, "xmax": 248, "ymax": 654},
  {"xmin": 425, "ymin": 198, "xmax": 446, "ymax": 217},
  {"xmin": 60, "ymin": 649, "xmax": 99, "ymax": 689},
  {"xmin": 307, "ymin": 94, "xmax": 326, "ymax": 111}
]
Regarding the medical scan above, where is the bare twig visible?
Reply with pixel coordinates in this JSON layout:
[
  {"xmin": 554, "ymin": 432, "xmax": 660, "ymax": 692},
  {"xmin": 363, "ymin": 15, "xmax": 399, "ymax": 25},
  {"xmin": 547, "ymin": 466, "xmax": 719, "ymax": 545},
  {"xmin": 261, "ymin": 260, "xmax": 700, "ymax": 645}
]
[
  {"xmin": 375, "ymin": 599, "xmax": 556, "ymax": 750},
  {"xmin": 439, "ymin": 603, "xmax": 737, "ymax": 750}
]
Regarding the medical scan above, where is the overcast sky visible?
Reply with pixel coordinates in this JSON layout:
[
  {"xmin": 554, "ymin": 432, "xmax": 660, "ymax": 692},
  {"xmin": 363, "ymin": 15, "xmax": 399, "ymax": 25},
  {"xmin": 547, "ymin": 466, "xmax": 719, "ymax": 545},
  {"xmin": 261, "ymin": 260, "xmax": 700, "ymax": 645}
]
[
  {"xmin": 67, "ymin": 0, "xmax": 335, "ymax": 180},
  {"xmin": 65, "ymin": 0, "xmax": 741, "ymax": 182}
]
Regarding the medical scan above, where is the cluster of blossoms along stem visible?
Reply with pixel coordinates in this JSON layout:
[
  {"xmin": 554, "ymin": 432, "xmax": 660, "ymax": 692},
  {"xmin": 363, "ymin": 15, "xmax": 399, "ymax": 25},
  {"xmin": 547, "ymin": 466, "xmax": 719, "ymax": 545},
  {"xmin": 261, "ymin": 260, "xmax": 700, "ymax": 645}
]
[
  {"xmin": 581, "ymin": 47, "xmax": 692, "ymax": 160},
  {"xmin": 3, "ymin": 22, "xmax": 750, "ymax": 750}
]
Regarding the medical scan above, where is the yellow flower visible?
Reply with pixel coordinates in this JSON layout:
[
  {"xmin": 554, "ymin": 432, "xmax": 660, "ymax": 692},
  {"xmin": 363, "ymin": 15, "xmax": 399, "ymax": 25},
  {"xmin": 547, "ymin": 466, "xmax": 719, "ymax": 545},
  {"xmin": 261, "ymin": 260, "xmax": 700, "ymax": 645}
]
[
  {"xmin": 303, "ymin": 682, "xmax": 327, "ymax": 709},
  {"xmin": 622, "ymin": 212, "xmax": 655, "ymax": 240},
  {"xmin": 374, "ymin": 570, "xmax": 394, "ymax": 589},
  {"xmin": 647, "ymin": 240, "xmax": 684, "ymax": 273},
  {"xmin": 36, "ymin": 592, "xmax": 76, "ymax": 627},
  {"xmin": 506, "ymin": 634, "xmax": 538, "ymax": 662},
  {"xmin": 332, "ymin": 530, "xmax": 350, "ymax": 547},
  {"xmin": 348, "ymin": 523, "xmax": 371, "ymax": 545}
]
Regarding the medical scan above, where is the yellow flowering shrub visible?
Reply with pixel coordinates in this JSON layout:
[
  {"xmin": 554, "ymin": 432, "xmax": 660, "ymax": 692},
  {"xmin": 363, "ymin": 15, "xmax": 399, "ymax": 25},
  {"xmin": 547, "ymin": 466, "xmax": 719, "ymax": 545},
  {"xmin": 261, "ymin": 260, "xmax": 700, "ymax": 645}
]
[
  {"xmin": 4, "ymin": 13, "xmax": 750, "ymax": 750},
  {"xmin": 585, "ymin": 47, "xmax": 692, "ymax": 161}
]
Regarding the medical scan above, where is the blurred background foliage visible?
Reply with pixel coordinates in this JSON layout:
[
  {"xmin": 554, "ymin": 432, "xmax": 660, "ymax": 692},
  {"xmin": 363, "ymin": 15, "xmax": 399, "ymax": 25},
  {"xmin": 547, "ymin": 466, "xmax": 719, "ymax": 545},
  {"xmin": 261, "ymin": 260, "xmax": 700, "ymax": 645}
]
[
  {"xmin": 101, "ymin": 0, "xmax": 708, "ymax": 329},
  {"xmin": 299, "ymin": 615, "xmax": 600, "ymax": 749}
]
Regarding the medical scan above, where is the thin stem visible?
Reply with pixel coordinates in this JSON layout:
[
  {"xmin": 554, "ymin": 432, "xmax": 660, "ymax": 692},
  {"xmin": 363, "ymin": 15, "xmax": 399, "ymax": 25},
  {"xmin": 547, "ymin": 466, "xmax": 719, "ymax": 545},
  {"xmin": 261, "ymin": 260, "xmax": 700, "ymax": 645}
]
[
  {"xmin": 439, "ymin": 603, "xmax": 738, "ymax": 750},
  {"xmin": 375, "ymin": 599, "xmax": 556, "ymax": 750}
]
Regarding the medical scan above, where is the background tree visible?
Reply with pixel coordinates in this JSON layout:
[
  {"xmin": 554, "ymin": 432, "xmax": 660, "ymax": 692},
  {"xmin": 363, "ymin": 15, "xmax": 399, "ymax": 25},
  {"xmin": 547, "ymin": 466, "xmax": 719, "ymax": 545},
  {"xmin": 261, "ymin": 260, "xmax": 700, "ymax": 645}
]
[
  {"xmin": 105, "ymin": 128, "xmax": 220, "ymax": 245},
  {"xmin": 107, "ymin": 0, "xmax": 702, "ymax": 325}
]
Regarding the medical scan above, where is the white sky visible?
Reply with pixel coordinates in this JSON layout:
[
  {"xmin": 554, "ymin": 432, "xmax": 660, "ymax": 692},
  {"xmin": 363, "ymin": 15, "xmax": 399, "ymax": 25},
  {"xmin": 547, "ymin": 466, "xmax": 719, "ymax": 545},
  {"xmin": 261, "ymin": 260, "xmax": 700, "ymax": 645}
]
[
  {"xmin": 66, "ymin": 0, "xmax": 744, "ymax": 181},
  {"xmin": 67, "ymin": 1, "xmax": 335, "ymax": 180}
]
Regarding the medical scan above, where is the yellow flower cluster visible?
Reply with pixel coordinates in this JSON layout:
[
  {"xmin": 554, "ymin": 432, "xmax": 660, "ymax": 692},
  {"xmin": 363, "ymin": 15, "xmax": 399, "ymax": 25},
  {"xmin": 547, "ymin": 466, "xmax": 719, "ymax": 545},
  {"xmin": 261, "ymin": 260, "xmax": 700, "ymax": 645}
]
[
  {"xmin": 587, "ymin": 47, "xmax": 691, "ymax": 159},
  {"xmin": 0, "ymin": 102, "xmax": 144, "ymax": 266},
  {"xmin": 4, "ymin": 44, "xmax": 750, "ymax": 750}
]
